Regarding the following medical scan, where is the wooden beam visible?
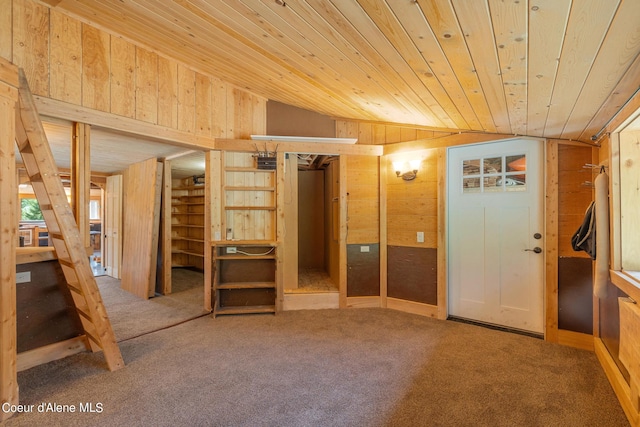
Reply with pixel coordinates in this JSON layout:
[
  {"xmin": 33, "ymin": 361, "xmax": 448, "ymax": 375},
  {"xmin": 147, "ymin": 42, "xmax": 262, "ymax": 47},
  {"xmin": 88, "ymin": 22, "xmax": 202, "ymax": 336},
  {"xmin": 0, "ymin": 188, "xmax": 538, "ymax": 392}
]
[
  {"xmin": 383, "ymin": 133, "xmax": 516, "ymax": 155},
  {"xmin": 0, "ymin": 73, "xmax": 19, "ymax": 421},
  {"xmin": 33, "ymin": 95, "xmax": 216, "ymax": 150},
  {"xmin": 215, "ymin": 138, "xmax": 383, "ymax": 156},
  {"xmin": 0, "ymin": 57, "xmax": 19, "ymax": 88},
  {"xmin": 71, "ymin": 122, "xmax": 91, "ymax": 250}
]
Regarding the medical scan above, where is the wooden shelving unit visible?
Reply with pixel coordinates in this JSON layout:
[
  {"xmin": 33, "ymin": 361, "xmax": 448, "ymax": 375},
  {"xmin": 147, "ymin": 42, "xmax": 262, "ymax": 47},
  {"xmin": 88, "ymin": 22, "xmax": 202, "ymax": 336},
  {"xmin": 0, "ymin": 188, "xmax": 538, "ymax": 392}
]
[
  {"xmin": 223, "ymin": 152, "xmax": 276, "ymax": 242},
  {"xmin": 212, "ymin": 242, "xmax": 277, "ymax": 317},
  {"xmin": 171, "ymin": 179, "xmax": 205, "ymax": 269}
]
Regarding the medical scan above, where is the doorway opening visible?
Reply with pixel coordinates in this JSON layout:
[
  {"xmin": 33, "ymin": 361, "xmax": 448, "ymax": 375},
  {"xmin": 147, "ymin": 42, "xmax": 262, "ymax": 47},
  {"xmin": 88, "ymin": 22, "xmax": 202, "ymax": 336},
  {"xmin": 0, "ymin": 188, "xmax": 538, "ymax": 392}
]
[{"xmin": 287, "ymin": 154, "xmax": 340, "ymax": 294}]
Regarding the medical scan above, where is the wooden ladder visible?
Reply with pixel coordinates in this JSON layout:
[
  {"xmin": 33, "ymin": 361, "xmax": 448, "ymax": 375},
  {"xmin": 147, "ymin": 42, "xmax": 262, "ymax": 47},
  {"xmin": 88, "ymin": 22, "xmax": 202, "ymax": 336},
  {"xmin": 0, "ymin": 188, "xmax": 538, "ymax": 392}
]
[{"xmin": 15, "ymin": 70, "xmax": 124, "ymax": 371}]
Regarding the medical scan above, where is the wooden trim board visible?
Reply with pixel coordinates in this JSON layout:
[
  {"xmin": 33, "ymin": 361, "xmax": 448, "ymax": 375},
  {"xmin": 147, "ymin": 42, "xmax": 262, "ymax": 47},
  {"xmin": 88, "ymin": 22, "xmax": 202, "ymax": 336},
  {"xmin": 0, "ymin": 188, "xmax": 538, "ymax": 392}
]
[
  {"xmin": 595, "ymin": 337, "xmax": 639, "ymax": 426},
  {"xmin": 387, "ymin": 298, "xmax": 439, "ymax": 318},
  {"xmin": 346, "ymin": 296, "xmax": 381, "ymax": 308},
  {"xmin": 557, "ymin": 330, "xmax": 594, "ymax": 351},
  {"xmin": 17, "ymin": 336, "xmax": 89, "ymax": 372},
  {"xmin": 0, "ymin": 74, "xmax": 19, "ymax": 420}
]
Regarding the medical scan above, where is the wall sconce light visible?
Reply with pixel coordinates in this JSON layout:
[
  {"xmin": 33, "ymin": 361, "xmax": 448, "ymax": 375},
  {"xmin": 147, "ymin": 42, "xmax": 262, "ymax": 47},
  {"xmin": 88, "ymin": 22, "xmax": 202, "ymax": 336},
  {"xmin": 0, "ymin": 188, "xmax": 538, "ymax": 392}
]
[{"xmin": 393, "ymin": 159, "xmax": 421, "ymax": 181}]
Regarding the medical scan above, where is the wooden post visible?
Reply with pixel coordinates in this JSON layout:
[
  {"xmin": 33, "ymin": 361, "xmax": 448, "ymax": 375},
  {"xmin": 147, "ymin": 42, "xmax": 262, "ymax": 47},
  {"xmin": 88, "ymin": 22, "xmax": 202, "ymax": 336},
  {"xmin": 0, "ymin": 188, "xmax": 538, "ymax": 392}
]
[
  {"xmin": 436, "ymin": 148, "xmax": 447, "ymax": 320},
  {"xmin": 339, "ymin": 156, "xmax": 348, "ymax": 308},
  {"xmin": 276, "ymin": 151, "xmax": 286, "ymax": 312},
  {"xmin": 205, "ymin": 150, "xmax": 222, "ymax": 312},
  {"xmin": 545, "ymin": 140, "xmax": 559, "ymax": 342},
  {"xmin": 0, "ymin": 64, "xmax": 19, "ymax": 420},
  {"xmin": 159, "ymin": 159, "xmax": 172, "ymax": 295},
  {"xmin": 379, "ymin": 155, "xmax": 388, "ymax": 308},
  {"xmin": 71, "ymin": 122, "xmax": 91, "ymax": 251}
]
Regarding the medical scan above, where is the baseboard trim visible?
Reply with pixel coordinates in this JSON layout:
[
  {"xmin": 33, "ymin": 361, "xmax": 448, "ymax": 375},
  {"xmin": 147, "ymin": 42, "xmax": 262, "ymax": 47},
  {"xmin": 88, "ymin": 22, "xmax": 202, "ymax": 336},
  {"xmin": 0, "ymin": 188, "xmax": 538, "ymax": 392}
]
[
  {"xmin": 346, "ymin": 296, "xmax": 380, "ymax": 308},
  {"xmin": 557, "ymin": 329, "xmax": 594, "ymax": 351},
  {"xmin": 18, "ymin": 335, "xmax": 89, "ymax": 372},
  {"xmin": 387, "ymin": 298, "xmax": 438, "ymax": 318},
  {"xmin": 594, "ymin": 337, "xmax": 639, "ymax": 426}
]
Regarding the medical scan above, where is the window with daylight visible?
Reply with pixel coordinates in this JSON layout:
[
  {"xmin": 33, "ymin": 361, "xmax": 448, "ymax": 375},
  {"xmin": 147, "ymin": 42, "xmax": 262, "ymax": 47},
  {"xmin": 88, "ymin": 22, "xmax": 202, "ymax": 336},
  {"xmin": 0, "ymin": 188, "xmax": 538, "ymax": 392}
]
[{"xmin": 462, "ymin": 154, "xmax": 527, "ymax": 194}]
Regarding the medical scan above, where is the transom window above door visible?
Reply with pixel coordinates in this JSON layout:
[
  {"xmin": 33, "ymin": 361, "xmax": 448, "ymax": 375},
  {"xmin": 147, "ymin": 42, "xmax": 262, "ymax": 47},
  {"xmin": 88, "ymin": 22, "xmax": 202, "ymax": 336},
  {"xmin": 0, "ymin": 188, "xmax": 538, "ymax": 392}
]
[{"xmin": 462, "ymin": 154, "xmax": 527, "ymax": 193}]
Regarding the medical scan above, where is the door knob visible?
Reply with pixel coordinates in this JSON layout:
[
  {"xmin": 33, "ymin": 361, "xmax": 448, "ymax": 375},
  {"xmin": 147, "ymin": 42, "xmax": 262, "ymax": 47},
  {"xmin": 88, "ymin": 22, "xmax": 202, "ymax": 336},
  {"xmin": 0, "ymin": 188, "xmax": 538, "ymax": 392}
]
[{"xmin": 524, "ymin": 247, "xmax": 542, "ymax": 254}]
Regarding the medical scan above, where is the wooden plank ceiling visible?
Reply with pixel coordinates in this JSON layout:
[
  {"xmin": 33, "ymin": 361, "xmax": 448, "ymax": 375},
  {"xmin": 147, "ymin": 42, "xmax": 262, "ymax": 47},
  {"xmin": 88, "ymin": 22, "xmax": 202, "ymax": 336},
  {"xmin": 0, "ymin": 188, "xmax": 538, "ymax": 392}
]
[{"xmin": 45, "ymin": 0, "xmax": 640, "ymax": 143}]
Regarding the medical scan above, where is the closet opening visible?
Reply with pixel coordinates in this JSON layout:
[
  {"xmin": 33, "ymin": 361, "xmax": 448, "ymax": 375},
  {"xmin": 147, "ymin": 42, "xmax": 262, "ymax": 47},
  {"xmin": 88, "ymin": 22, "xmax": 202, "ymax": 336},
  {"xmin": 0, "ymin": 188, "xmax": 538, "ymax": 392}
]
[{"xmin": 290, "ymin": 154, "xmax": 340, "ymax": 294}]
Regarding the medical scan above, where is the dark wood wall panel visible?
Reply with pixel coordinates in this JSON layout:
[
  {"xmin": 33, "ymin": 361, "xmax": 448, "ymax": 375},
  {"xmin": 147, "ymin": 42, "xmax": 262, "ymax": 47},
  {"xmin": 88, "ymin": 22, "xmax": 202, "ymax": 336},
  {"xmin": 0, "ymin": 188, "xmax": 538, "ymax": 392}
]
[
  {"xmin": 558, "ymin": 257, "xmax": 593, "ymax": 334},
  {"xmin": 347, "ymin": 244, "xmax": 380, "ymax": 297},
  {"xmin": 219, "ymin": 289, "xmax": 276, "ymax": 308},
  {"xmin": 267, "ymin": 100, "xmax": 336, "ymax": 138},
  {"xmin": 219, "ymin": 259, "xmax": 276, "ymax": 283},
  {"xmin": 387, "ymin": 246, "xmax": 437, "ymax": 305},
  {"xmin": 17, "ymin": 261, "xmax": 83, "ymax": 353},
  {"xmin": 600, "ymin": 279, "xmax": 630, "ymax": 382}
]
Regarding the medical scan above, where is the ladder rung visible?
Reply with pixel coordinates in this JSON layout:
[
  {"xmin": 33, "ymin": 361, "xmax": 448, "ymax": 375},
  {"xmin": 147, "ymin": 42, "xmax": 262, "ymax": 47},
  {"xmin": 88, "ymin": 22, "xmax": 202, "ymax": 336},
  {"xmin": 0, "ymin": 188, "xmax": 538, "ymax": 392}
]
[
  {"xmin": 67, "ymin": 282, "xmax": 83, "ymax": 295},
  {"xmin": 49, "ymin": 232, "xmax": 64, "ymax": 241},
  {"xmin": 58, "ymin": 258, "xmax": 74, "ymax": 268},
  {"xmin": 84, "ymin": 330, "xmax": 101, "ymax": 348},
  {"xmin": 17, "ymin": 138, "xmax": 31, "ymax": 153},
  {"xmin": 76, "ymin": 306, "xmax": 93, "ymax": 322},
  {"xmin": 29, "ymin": 172, "xmax": 42, "ymax": 182},
  {"xmin": 39, "ymin": 204, "xmax": 52, "ymax": 212}
]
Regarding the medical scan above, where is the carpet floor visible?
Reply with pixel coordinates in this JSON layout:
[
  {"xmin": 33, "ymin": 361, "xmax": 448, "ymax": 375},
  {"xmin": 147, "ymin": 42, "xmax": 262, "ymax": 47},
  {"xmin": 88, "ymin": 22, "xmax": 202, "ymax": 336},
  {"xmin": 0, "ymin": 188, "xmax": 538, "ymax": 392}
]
[
  {"xmin": 6, "ymin": 308, "xmax": 628, "ymax": 426},
  {"xmin": 97, "ymin": 268, "xmax": 208, "ymax": 342}
]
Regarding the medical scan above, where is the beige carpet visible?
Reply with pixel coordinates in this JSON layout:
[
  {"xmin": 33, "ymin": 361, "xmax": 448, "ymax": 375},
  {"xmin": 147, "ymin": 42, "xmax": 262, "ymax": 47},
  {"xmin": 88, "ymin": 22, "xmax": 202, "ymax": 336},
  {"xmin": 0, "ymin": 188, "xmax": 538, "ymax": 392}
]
[
  {"xmin": 7, "ymin": 308, "xmax": 628, "ymax": 426},
  {"xmin": 97, "ymin": 268, "xmax": 208, "ymax": 341}
]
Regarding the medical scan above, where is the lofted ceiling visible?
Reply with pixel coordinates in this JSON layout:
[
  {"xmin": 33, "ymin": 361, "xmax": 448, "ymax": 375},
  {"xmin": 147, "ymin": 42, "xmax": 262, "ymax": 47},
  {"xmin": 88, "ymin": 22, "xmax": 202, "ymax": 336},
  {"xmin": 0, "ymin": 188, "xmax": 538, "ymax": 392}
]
[{"xmin": 43, "ymin": 0, "xmax": 640, "ymax": 143}]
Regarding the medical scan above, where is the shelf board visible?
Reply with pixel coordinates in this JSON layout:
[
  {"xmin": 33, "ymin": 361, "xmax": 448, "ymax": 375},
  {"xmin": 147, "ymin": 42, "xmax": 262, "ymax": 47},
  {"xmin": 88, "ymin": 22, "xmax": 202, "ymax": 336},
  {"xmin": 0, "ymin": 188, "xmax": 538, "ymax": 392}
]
[
  {"xmin": 172, "ymin": 249, "xmax": 204, "ymax": 257},
  {"xmin": 212, "ymin": 240, "xmax": 278, "ymax": 246},
  {"xmin": 224, "ymin": 206, "xmax": 276, "ymax": 211},
  {"xmin": 216, "ymin": 282, "xmax": 275, "ymax": 290},
  {"xmin": 224, "ymin": 186, "xmax": 275, "ymax": 192},
  {"xmin": 172, "ymin": 185, "xmax": 205, "ymax": 191},
  {"xmin": 216, "ymin": 254, "xmax": 276, "ymax": 260},
  {"xmin": 171, "ymin": 212, "xmax": 203, "ymax": 215},
  {"xmin": 171, "ymin": 224, "xmax": 204, "ymax": 228},
  {"xmin": 172, "ymin": 237, "xmax": 205, "ymax": 243},
  {"xmin": 215, "ymin": 305, "xmax": 276, "ymax": 316},
  {"xmin": 225, "ymin": 167, "xmax": 275, "ymax": 173}
]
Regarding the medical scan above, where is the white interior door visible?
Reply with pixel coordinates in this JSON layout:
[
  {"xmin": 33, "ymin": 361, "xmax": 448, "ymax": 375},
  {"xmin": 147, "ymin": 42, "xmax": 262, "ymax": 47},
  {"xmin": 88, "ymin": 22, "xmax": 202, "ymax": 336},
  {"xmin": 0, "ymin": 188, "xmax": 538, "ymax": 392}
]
[
  {"xmin": 104, "ymin": 174, "xmax": 123, "ymax": 279},
  {"xmin": 448, "ymin": 138, "xmax": 544, "ymax": 333}
]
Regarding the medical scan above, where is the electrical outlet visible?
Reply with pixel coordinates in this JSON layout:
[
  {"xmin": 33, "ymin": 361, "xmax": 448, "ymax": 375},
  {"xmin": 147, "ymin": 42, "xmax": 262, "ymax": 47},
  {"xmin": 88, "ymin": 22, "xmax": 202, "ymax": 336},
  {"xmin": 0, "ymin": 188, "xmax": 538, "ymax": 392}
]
[
  {"xmin": 16, "ymin": 271, "xmax": 31, "ymax": 283},
  {"xmin": 227, "ymin": 247, "xmax": 237, "ymax": 254},
  {"xmin": 360, "ymin": 245, "xmax": 370, "ymax": 253},
  {"xmin": 417, "ymin": 231, "xmax": 424, "ymax": 243}
]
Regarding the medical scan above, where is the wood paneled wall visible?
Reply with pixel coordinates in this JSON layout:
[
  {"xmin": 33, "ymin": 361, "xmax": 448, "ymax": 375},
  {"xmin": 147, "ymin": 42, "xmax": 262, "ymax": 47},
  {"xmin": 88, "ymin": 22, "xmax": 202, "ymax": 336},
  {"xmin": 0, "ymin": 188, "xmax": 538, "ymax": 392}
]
[
  {"xmin": 556, "ymin": 143, "xmax": 596, "ymax": 258},
  {"xmin": 337, "ymin": 120, "xmax": 450, "ymax": 145},
  {"xmin": 337, "ymin": 120, "xmax": 449, "ymax": 246},
  {"xmin": 2, "ymin": 0, "xmax": 266, "ymax": 141}
]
